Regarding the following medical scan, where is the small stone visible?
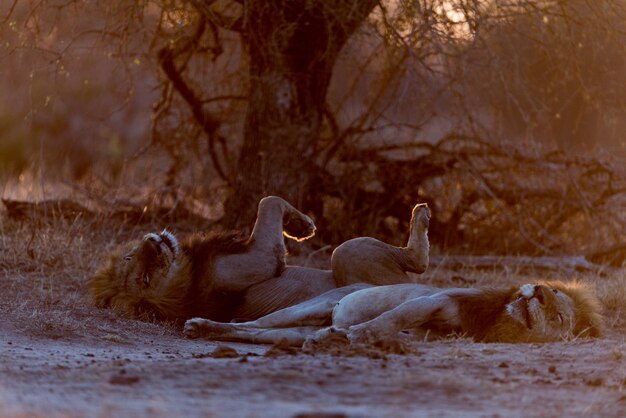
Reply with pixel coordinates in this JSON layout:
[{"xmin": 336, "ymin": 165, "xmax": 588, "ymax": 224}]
[
  {"xmin": 211, "ymin": 345, "xmax": 239, "ymax": 358},
  {"xmin": 109, "ymin": 375, "xmax": 140, "ymax": 385}
]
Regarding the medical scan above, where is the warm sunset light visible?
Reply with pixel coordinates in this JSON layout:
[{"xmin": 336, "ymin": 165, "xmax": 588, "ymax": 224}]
[{"xmin": 1, "ymin": 1, "xmax": 625, "ymax": 417}]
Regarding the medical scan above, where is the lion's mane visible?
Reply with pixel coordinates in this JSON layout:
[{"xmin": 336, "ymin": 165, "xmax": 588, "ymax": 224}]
[{"xmin": 88, "ymin": 232, "xmax": 250, "ymax": 323}]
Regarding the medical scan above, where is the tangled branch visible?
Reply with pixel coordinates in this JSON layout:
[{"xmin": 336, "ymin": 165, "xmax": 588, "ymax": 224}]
[{"xmin": 156, "ymin": 15, "xmax": 231, "ymax": 182}]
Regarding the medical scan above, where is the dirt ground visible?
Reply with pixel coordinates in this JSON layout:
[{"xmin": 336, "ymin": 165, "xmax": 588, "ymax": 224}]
[
  {"xmin": 1, "ymin": 219, "xmax": 625, "ymax": 417},
  {"xmin": 1, "ymin": 319, "xmax": 625, "ymax": 418}
]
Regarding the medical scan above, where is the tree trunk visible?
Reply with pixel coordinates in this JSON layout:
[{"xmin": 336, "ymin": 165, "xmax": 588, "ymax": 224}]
[{"xmin": 223, "ymin": 0, "xmax": 378, "ymax": 229}]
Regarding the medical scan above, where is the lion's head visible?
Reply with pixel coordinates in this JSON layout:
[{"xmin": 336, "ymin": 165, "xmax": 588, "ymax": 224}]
[
  {"xmin": 88, "ymin": 230, "xmax": 181, "ymax": 318},
  {"xmin": 495, "ymin": 281, "xmax": 604, "ymax": 342},
  {"xmin": 120, "ymin": 230, "xmax": 179, "ymax": 291}
]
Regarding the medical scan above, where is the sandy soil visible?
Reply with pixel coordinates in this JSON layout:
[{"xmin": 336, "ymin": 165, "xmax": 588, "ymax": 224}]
[
  {"xmin": 0, "ymin": 217, "xmax": 624, "ymax": 417},
  {"xmin": 1, "ymin": 315, "xmax": 625, "ymax": 418}
]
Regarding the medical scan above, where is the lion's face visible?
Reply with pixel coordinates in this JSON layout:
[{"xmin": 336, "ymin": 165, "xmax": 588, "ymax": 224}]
[
  {"xmin": 88, "ymin": 229, "xmax": 183, "ymax": 318},
  {"xmin": 506, "ymin": 283, "xmax": 579, "ymax": 341},
  {"xmin": 116, "ymin": 230, "xmax": 180, "ymax": 294}
]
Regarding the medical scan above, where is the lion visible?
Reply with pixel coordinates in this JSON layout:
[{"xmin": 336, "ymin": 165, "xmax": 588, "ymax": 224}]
[
  {"xmin": 89, "ymin": 197, "xmax": 432, "ymax": 323},
  {"xmin": 331, "ymin": 203, "xmax": 430, "ymax": 286},
  {"xmin": 88, "ymin": 196, "xmax": 334, "ymax": 322},
  {"xmin": 183, "ymin": 280, "xmax": 604, "ymax": 345}
]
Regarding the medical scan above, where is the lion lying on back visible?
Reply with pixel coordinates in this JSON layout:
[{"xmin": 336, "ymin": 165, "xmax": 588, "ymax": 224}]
[
  {"xmin": 88, "ymin": 196, "xmax": 431, "ymax": 323},
  {"xmin": 88, "ymin": 196, "xmax": 330, "ymax": 322}
]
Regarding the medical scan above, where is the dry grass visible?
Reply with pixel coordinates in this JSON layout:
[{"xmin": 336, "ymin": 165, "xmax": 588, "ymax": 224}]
[
  {"xmin": 1, "ymin": 205, "xmax": 625, "ymax": 342},
  {"xmin": 0, "ymin": 208, "xmax": 178, "ymax": 340}
]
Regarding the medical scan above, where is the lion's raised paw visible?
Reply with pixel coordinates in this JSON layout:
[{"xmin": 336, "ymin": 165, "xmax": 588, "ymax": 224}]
[
  {"xmin": 412, "ymin": 203, "xmax": 430, "ymax": 231},
  {"xmin": 284, "ymin": 214, "xmax": 316, "ymax": 241}
]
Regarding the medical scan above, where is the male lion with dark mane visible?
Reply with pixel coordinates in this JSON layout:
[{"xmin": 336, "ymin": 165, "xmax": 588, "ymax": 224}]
[
  {"xmin": 88, "ymin": 196, "xmax": 431, "ymax": 323},
  {"xmin": 183, "ymin": 280, "xmax": 604, "ymax": 345},
  {"xmin": 89, "ymin": 196, "xmax": 325, "ymax": 322}
]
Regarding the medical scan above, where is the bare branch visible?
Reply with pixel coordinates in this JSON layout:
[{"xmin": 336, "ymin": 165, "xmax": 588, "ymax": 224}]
[
  {"xmin": 157, "ymin": 16, "xmax": 230, "ymax": 182},
  {"xmin": 200, "ymin": 94, "xmax": 247, "ymax": 104},
  {"xmin": 190, "ymin": 0, "xmax": 243, "ymax": 32},
  {"xmin": 1, "ymin": 0, "xmax": 19, "ymax": 25}
]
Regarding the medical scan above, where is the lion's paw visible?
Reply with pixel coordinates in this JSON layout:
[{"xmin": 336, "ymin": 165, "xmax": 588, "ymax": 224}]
[
  {"xmin": 284, "ymin": 213, "xmax": 316, "ymax": 241},
  {"xmin": 346, "ymin": 325, "xmax": 377, "ymax": 344},
  {"xmin": 413, "ymin": 203, "xmax": 430, "ymax": 231},
  {"xmin": 302, "ymin": 327, "xmax": 349, "ymax": 352},
  {"xmin": 312, "ymin": 326, "xmax": 347, "ymax": 342},
  {"xmin": 183, "ymin": 317, "xmax": 208, "ymax": 339}
]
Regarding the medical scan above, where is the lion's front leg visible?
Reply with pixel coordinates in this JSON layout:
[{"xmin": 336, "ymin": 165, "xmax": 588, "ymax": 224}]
[
  {"xmin": 184, "ymin": 317, "xmax": 270, "ymax": 342},
  {"xmin": 345, "ymin": 295, "xmax": 449, "ymax": 344},
  {"xmin": 184, "ymin": 317, "xmax": 318, "ymax": 346},
  {"xmin": 184, "ymin": 318, "xmax": 232, "ymax": 339},
  {"xmin": 212, "ymin": 196, "xmax": 315, "ymax": 292},
  {"xmin": 250, "ymin": 196, "xmax": 316, "ymax": 247}
]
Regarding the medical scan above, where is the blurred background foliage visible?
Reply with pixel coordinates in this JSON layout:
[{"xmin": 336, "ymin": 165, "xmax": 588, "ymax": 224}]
[{"xmin": 1, "ymin": 0, "xmax": 626, "ymax": 259}]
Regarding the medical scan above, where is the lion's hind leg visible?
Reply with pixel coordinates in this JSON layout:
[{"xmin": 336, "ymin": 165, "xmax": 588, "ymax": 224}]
[{"xmin": 406, "ymin": 203, "xmax": 430, "ymax": 272}]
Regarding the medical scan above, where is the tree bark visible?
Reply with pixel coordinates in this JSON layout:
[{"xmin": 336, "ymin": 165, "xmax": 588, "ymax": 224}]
[{"xmin": 223, "ymin": 0, "xmax": 378, "ymax": 229}]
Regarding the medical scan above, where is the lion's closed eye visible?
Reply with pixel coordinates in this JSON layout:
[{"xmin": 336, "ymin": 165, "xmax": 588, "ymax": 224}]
[{"xmin": 123, "ymin": 249, "xmax": 138, "ymax": 261}]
